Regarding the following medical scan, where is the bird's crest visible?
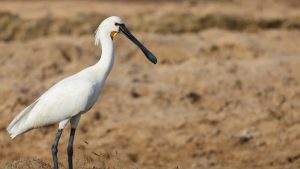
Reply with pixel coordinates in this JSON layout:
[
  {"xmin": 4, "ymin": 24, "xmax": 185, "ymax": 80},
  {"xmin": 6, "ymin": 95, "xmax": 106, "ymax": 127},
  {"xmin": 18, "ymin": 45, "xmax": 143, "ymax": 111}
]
[{"xmin": 94, "ymin": 26, "xmax": 101, "ymax": 46}]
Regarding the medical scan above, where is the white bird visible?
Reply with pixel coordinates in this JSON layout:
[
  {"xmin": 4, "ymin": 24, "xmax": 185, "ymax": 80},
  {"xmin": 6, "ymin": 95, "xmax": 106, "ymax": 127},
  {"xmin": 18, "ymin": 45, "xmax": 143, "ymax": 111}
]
[{"xmin": 7, "ymin": 16, "xmax": 157, "ymax": 169}]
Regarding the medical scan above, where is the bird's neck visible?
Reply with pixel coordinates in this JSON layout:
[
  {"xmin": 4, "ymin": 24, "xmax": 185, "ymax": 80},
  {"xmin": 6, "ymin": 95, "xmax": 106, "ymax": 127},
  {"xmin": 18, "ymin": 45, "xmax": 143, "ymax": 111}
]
[{"xmin": 94, "ymin": 33, "xmax": 115, "ymax": 78}]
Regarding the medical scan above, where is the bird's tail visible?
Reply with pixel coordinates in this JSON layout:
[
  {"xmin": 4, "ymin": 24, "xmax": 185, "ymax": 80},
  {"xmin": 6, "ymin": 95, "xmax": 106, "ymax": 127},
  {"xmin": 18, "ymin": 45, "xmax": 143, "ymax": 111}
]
[{"xmin": 7, "ymin": 100, "xmax": 39, "ymax": 139}]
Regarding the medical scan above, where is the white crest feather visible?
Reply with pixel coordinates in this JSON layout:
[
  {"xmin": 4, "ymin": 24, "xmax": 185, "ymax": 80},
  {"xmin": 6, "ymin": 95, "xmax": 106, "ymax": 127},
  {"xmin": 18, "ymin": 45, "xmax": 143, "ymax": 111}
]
[{"xmin": 95, "ymin": 25, "xmax": 101, "ymax": 46}]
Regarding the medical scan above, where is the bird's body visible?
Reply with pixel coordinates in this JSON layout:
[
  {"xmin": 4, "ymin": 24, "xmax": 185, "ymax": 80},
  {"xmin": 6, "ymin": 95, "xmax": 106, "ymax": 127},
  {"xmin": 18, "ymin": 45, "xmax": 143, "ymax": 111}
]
[
  {"xmin": 7, "ymin": 16, "xmax": 157, "ymax": 169},
  {"xmin": 8, "ymin": 66, "xmax": 106, "ymax": 138},
  {"xmin": 7, "ymin": 38, "xmax": 114, "ymax": 138}
]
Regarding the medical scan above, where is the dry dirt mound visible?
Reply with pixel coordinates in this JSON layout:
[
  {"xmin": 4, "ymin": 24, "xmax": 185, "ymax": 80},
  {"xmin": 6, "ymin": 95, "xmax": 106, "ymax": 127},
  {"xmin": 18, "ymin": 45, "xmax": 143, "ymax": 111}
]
[
  {"xmin": 1, "ymin": 10, "xmax": 300, "ymax": 41},
  {"xmin": 3, "ymin": 158, "xmax": 51, "ymax": 169}
]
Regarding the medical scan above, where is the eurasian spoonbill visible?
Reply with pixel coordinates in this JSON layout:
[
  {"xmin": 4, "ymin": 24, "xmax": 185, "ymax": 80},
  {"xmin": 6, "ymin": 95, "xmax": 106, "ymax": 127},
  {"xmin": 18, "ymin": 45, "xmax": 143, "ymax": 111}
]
[{"xmin": 7, "ymin": 16, "xmax": 157, "ymax": 169}]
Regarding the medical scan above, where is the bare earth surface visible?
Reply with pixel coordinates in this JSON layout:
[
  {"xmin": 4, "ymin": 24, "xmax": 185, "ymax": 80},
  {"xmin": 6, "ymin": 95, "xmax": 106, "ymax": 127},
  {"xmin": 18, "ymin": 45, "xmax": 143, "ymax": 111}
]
[{"xmin": 1, "ymin": 1, "xmax": 300, "ymax": 169}]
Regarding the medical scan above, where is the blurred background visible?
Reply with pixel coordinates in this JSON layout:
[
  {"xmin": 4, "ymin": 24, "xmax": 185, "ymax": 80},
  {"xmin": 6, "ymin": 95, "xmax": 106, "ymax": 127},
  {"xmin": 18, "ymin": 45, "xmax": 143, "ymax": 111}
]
[{"xmin": 0, "ymin": 0, "xmax": 300, "ymax": 168}]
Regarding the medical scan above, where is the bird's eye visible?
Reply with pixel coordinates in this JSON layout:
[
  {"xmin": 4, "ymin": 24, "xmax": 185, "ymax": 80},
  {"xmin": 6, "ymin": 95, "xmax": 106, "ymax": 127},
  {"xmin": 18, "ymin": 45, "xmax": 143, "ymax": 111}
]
[{"xmin": 115, "ymin": 23, "xmax": 118, "ymax": 26}]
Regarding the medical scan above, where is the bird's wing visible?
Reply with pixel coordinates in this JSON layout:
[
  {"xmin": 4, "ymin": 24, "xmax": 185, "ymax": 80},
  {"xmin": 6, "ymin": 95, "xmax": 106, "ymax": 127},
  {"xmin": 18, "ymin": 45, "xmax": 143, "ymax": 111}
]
[{"xmin": 27, "ymin": 75, "xmax": 98, "ymax": 128}]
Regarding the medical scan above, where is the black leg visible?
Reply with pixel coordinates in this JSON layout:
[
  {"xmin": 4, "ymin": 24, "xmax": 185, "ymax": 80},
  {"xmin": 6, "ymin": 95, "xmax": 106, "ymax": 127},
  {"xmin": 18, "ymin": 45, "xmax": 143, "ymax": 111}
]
[
  {"xmin": 52, "ymin": 129, "xmax": 63, "ymax": 169},
  {"xmin": 67, "ymin": 128, "xmax": 76, "ymax": 169}
]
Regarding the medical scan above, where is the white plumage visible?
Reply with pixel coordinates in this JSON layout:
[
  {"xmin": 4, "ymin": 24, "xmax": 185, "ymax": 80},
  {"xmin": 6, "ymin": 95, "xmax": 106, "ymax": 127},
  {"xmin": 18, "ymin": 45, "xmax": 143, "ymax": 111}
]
[
  {"xmin": 7, "ymin": 17, "xmax": 121, "ymax": 138},
  {"xmin": 7, "ymin": 71, "xmax": 103, "ymax": 138}
]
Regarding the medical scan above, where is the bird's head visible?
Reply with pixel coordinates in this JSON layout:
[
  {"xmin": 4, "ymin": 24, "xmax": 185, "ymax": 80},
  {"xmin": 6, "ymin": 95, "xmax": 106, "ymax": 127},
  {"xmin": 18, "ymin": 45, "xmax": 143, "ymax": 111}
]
[{"xmin": 95, "ymin": 16, "xmax": 157, "ymax": 64}]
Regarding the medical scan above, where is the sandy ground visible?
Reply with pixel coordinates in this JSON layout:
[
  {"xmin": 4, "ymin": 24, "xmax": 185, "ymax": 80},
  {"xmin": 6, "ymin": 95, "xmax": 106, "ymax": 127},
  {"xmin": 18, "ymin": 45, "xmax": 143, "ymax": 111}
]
[{"xmin": 0, "ymin": 0, "xmax": 300, "ymax": 169}]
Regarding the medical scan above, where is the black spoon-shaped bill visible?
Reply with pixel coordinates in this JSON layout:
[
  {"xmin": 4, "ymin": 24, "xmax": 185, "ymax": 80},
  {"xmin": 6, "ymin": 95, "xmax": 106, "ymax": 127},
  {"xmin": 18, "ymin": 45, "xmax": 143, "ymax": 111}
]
[{"xmin": 118, "ymin": 24, "xmax": 157, "ymax": 64}]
